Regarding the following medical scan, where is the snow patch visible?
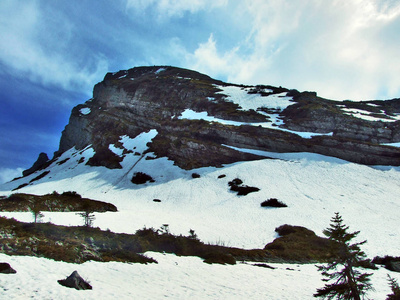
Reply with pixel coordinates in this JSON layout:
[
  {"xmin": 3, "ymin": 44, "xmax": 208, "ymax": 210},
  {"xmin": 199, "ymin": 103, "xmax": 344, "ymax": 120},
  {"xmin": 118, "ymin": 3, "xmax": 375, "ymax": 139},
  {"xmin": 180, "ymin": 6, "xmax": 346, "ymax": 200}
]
[
  {"xmin": 341, "ymin": 107, "xmax": 400, "ymax": 122},
  {"xmin": 179, "ymin": 109, "xmax": 333, "ymax": 139},
  {"xmin": 215, "ymin": 85, "xmax": 294, "ymax": 111},
  {"xmin": 382, "ymin": 142, "xmax": 400, "ymax": 147},
  {"xmin": 155, "ymin": 67, "xmax": 166, "ymax": 74},
  {"xmin": 108, "ymin": 130, "xmax": 159, "ymax": 157},
  {"xmin": 79, "ymin": 107, "xmax": 91, "ymax": 115}
]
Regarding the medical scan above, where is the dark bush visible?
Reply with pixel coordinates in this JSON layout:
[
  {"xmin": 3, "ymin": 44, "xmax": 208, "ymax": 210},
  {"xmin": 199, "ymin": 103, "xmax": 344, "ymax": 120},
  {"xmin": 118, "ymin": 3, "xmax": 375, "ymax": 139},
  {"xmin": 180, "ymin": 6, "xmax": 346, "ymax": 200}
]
[
  {"xmin": 202, "ymin": 252, "xmax": 236, "ymax": 265},
  {"xmin": 261, "ymin": 198, "xmax": 287, "ymax": 208},
  {"xmin": 192, "ymin": 173, "xmax": 200, "ymax": 178},
  {"xmin": 228, "ymin": 178, "xmax": 243, "ymax": 186},
  {"xmin": 230, "ymin": 185, "xmax": 260, "ymax": 196},
  {"xmin": 131, "ymin": 172, "xmax": 155, "ymax": 184},
  {"xmin": 228, "ymin": 178, "xmax": 259, "ymax": 195},
  {"xmin": 62, "ymin": 191, "xmax": 82, "ymax": 198}
]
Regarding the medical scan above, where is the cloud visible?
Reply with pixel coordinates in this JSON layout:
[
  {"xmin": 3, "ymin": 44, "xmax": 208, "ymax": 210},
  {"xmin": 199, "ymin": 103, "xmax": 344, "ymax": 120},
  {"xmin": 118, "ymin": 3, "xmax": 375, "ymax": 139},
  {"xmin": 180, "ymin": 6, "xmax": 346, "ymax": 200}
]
[
  {"xmin": 125, "ymin": 0, "xmax": 228, "ymax": 19},
  {"xmin": 0, "ymin": 167, "xmax": 24, "ymax": 184},
  {"xmin": 184, "ymin": 0, "xmax": 400, "ymax": 100},
  {"xmin": 0, "ymin": 0, "xmax": 109, "ymax": 96}
]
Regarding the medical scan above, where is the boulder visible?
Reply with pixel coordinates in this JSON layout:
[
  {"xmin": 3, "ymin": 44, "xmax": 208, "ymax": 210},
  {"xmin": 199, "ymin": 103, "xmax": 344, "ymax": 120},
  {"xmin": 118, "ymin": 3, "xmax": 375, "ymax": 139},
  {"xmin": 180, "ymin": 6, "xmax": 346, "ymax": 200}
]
[
  {"xmin": 0, "ymin": 262, "xmax": 17, "ymax": 274},
  {"xmin": 58, "ymin": 270, "xmax": 92, "ymax": 290}
]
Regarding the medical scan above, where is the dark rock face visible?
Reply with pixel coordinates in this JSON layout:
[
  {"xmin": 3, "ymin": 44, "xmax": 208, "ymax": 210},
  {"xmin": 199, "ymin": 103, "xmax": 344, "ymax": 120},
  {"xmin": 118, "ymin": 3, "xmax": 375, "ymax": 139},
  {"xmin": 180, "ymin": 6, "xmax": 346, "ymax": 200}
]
[
  {"xmin": 58, "ymin": 270, "xmax": 92, "ymax": 290},
  {"xmin": 0, "ymin": 262, "xmax": 17, "ymax": 274},
  {"xmin": 53, "ymin": 66, "xmax": 400, "ymax": 169},
  {"xmin": 22, "ymin": 152, "xmax": 49, "ymax": 177}
]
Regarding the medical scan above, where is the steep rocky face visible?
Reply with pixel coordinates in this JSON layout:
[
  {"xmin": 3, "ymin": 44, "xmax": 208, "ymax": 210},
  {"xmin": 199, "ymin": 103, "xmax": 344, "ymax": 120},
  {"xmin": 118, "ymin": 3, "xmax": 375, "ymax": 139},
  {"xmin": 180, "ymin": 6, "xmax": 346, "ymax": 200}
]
[
  {"xmin": 54, "ymin": 66, "xmax": 400, "ymax": 169},
  {"xmin": 22, "ymin": 152, "xmax": 50, "ymax": 177}
]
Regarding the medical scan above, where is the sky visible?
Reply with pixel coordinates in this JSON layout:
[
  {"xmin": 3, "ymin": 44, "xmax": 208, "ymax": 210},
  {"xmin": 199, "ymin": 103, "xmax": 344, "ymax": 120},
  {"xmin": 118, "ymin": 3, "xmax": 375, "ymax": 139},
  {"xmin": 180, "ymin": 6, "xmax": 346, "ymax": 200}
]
[{"xmin": 1, "ymin": 0, "xmax": 400, "ymax": 182}]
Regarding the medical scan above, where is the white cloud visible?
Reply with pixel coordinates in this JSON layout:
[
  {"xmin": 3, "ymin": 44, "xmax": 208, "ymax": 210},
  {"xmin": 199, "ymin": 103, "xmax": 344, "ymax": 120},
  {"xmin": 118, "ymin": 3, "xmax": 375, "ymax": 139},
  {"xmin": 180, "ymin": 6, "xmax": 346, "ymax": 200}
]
[
  {"xmin": 184, "ymin": 0, "xmax": 400, "ymax": 100},
  {"xmin": 0, "ymin": 167, "xmax": 23, "ymax": 184},
  {"xmin": 126, "ymin": 0, "xmax": 227, "ymax": 19},
  {"xmin": 0, "ymin": 0, "xmax": 108, "ymax": 96}
]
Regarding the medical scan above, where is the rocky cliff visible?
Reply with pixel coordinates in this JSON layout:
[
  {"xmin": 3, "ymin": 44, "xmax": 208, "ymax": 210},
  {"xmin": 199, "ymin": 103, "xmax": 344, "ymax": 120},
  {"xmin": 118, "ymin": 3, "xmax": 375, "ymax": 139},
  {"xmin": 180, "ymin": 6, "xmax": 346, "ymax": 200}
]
[{"xmin": 52, "ymin": 66, "xmax": 400, "ymax": 170}]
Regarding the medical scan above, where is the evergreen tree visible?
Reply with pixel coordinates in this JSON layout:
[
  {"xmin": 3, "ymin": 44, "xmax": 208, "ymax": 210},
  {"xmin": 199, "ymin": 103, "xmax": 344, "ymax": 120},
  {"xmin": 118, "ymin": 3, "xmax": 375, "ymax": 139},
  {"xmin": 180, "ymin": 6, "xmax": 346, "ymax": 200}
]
[
  {"xmin": 76, "ymin": 202, "xmax": 95, "ymax": 227},
  {"xmin": 314, "ymin": 212, "xmax": 373, "ymax": 299},
  {"xmin": 29, "ymin": 200, "xmax": 44, "ymax": 223},
  {"xmin": 386, "ymin": 275, "xmax": 400, "ymax": 300}
]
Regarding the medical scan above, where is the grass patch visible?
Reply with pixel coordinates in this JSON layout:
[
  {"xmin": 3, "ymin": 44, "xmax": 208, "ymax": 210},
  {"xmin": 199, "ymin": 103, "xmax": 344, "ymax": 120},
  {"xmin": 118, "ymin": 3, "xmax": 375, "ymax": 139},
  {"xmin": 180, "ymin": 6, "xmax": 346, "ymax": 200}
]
[
  {"xmin": 0, "ymin": 192, "xmax": 117, "ymax": 213},
  {"xmin": 0, "ymin": 216, "xmax": 351, "ymax": 265},
  {"xmin": 264, "ymin": 225, "xmax": 335, "ymax": 262}
]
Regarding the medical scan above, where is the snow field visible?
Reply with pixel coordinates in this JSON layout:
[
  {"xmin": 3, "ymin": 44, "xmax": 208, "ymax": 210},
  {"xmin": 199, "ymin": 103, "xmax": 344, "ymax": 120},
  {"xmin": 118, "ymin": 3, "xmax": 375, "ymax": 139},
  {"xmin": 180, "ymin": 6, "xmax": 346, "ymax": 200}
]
[
  {"xmin": 0, "ymin": 252, "xmax": 398, "ymax": 299},
  {"xmin": 1, "ymin": 138, "xmax": 399, "ymax": 256}
]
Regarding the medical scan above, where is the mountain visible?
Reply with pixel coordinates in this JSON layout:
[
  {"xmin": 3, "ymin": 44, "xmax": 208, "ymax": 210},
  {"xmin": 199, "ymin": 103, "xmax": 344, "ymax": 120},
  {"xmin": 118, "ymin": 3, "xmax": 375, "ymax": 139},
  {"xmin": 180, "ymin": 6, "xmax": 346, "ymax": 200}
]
[
  {"xmin": 50, "ymin": 66, "xmax": 400, "ymax": 171},
  {"xmin": 0, "ymin": 66, "xmax": 399, "ymax": 298}
]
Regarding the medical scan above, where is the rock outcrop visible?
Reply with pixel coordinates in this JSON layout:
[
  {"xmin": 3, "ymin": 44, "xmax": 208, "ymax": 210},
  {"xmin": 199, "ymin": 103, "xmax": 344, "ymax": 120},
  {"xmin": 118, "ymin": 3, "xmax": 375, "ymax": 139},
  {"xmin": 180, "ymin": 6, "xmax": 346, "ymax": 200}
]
[
  {"xmin": 53, "ymin": 66, "xmax": 400, "ymax": 169},
  {"xmin": 0, "ymin": 262, "xmax": 17, "ymax": 274},
  {"xmin": 58, "ymin": 270, "xmax": 92, "ymax": 290},
  {"xmin": 22, "ymin": 152, "xmax": 50, "ymax": 177}
]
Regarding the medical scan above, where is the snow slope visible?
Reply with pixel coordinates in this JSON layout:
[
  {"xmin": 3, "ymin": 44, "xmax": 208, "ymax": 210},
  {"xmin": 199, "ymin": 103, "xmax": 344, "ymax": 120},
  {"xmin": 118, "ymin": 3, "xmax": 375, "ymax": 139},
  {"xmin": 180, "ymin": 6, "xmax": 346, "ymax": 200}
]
[
  {"xmin": 1, "ymin": 133, "xmax": 399, "ymax": 255},
  {"xmin": 1, "ymin": 129, "xmax": 400, "ymax": 298},
  {"xmin": 0, "ymin": 252, "xmax": 397, "ymax": 299}
]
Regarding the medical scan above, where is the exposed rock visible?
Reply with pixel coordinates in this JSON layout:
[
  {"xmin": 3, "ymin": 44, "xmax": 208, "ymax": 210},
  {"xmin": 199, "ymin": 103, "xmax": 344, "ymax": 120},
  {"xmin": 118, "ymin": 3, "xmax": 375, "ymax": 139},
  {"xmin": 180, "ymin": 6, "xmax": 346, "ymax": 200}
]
[
  {"xmin": 22, "ymin": 152, "xmax": 49, "ymax": 177},
  {"xmin": 0, "ymin": 262, "xmax": 16, "ymax": 274},
  {"xmin": 58, "ymin": 270, "xmax": 92, "ymax": 290},
  {"xmin": 373, "ymin": 256, "xmax": 400, "ymax": 273},
  {"xmin": 47, "ymin": 66, "xmax": 400, "ymax": 169}
]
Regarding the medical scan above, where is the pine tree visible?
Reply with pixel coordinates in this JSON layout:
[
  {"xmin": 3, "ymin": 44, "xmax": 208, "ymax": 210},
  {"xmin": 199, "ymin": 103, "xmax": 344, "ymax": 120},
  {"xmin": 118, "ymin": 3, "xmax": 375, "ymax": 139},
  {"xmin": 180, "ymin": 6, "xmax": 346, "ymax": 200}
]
[
  {"xmin": 29, "ymin": 200, "xmax": 44, "ymax": 223},
  {"xmin": 76, "ymin": 202, "xmax": 95, "ymax": 227},
  {"xmin": 386, "ymin": 275, "xmax": 400, "ymax": 300},
  {"xmin": 314, "ymin": 212, "xmax": 373, "ymax": 299}
]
